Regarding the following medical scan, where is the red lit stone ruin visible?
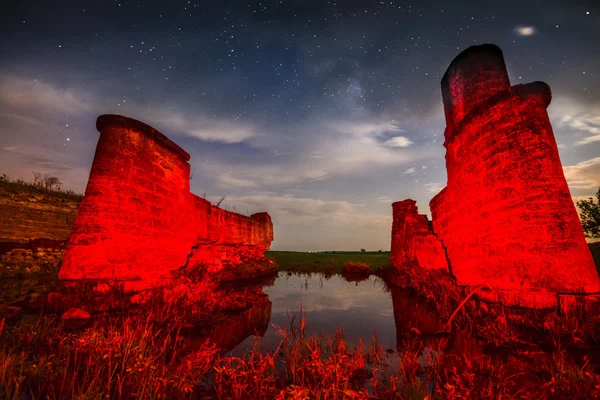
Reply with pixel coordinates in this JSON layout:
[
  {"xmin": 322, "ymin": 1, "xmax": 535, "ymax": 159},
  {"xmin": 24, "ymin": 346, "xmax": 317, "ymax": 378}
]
[
  {"xmin": 58, "ymin": 114, "xmax": 273, "ymax": 289},
  {"xmin": 390, "ymin": 200, "xmax": 447, "ymax": 271},
  {"xmin": 391, "ymin": 44, "xmax": 600, "ymax": 307}
]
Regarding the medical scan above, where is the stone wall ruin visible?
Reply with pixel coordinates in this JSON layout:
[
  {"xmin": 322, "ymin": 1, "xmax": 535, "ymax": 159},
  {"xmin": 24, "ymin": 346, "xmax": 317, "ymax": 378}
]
[
  {"xmin": 58, "ymin": 114, "xmax": 273, "ymax": 288},
  {"xmin": 390, "ymin": 200, "xmax": 447, "ymax": 271},
  {"xmin": 391, "ymin": 44, "xmax": 600, "ymax": 308}
]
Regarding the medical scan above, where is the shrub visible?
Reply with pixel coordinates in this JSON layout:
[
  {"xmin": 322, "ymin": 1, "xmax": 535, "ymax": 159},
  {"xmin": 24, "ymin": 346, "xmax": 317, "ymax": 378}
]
[{"xmin": 343, "ymin": 262, "xmax": 371, "ymax": 282}]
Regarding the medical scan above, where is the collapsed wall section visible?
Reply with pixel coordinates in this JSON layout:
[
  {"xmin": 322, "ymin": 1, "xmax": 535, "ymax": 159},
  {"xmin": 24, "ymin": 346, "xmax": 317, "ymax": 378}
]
[
  {"xmin": 390, "ymin": 200, "xmax": 447, "ymax": 271},
  {"xmin": 185, "ymin": 195, "xmax": 273, "ymax": 272},
  {"xmin": 58, "ymin": 115, "xmax": 273, "ymax": 286}
]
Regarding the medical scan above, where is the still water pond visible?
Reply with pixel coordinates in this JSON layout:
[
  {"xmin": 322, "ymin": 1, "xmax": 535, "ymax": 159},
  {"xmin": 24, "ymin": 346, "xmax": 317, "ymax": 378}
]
[
  {"xmin": 228, "ymin": 273, "xmax": 397, "ymax": 356},
  {"xmin": 0, "ymin": 272, "xmax": 428, "ymax": 357}
]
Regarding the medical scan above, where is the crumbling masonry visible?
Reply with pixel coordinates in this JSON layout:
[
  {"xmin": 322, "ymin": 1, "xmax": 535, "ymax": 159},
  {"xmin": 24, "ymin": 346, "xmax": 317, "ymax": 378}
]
[
  {"xmin": 58, "ymin": 115, "xmax": 273, "ymax": 289},
  {"xmin": 391, "ymin": 44, "xmax": 600, "ymax": 308}
]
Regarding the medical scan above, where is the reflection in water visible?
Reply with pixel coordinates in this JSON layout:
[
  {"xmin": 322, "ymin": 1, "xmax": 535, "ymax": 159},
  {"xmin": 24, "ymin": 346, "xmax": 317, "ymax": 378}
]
[
  {"xmin": 390, "ymin": 285, "xmax": 448, "ymax": 349},
  {"xmin": 187, "ymin": 294, "xmax": 273, "ymax": 353},
  {"xmin": 228, "ymin": 273, "xmax": 398, "ymax": 356},
  {"xmin": 178, "ymin": 273, "xmax": 452, "ymax": 356},
  {"xmin": 0, "ymin": 272, "xmax": 472, "ymax": 362}
]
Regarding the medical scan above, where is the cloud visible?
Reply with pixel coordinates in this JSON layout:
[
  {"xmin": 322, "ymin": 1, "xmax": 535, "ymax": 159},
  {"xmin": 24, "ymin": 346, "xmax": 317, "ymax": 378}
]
[
  {"xmin": 0, "ymin": 76, "xmax": 96, "ymax": 117},
  {"xmin": 206, "ymin": 116, "xmax": 437, "ymax": 189},
  {"xmin": 215, "ymin": 194, "xmax": 392, "ymax": 251},
  {"xmin": 329, "ymin": 120, "xmax": 404, "ymax": 138},
  {"xmin": 210, "ymin": 138, "xmax": 425, "ymax": 189},
  {"xmin": 424, "ymin": 182, "xmax": 444, "ymax": 194},
  {"xmin": 0, "ymin": 146, "xmax": 73, "ymax": 174},
  {"xmin": 316, "ymin": 119, "xmax": 432, "ymax": 172},
  {"xmin": 514, "ymin": 26, "xmax": 536, "ymax": 36},
  {"xmin": 0, "ymin": 71, "xmax": 440, "ymax": 208},
  {"xmin": 0, "ymin": 74, "xmax": 258, "ymax": 145},
  {"xmin": 221, "ymin": 194, "xmax": 357, "ymax": 219},
  {"xmin": 559, "ymin": 111, "xmax": 600, "ymax": 146},
  {"xmin": 563, "ymin": 157, "xmax": 600, "ymax": 190},
  {"xmin": 146, "ymin": 111, "xmax": 259, "ymax": 144},
  {"xmin": 383, "ymin": 136, "xmax": 414, "ymax": 148},
  {"xmin": 549, "ymin": 98, "xmax": 600, "ymax": 146},
  {"xmin": 216, "ymin": 173, "xmax": 260, "ymax": 189},
  {"xmin": 404, "ymin": 167, "xmax": 417, "ymax": 175},
  {"xmin": 376, "ymin": 196, "xmax": 394, "ymax": 203},
  {"xmin": 214, "ymin": 165, "xmax": 329, "ymax": 189}
]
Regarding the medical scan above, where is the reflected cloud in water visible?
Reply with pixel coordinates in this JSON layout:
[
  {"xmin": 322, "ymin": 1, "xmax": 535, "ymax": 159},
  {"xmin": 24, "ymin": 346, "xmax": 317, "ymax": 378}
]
[{"xmin": 229, "ymin": 274, "xmax": 397, "ymax": 356}]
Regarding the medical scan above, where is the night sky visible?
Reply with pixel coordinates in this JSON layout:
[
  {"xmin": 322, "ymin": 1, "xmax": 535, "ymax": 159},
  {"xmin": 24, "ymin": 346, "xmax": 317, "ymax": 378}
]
[{"xmin": 1, "ymin": 0, "xmax": 599, "ymax": 251}]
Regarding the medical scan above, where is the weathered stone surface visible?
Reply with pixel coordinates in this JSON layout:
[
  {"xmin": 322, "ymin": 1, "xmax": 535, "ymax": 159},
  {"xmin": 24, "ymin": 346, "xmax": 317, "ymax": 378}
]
[
  {"xmin": 390, "ymin": 200, "xmax": 447, "ymax": 271},
  {"xmin": 59, "ymin": 115, "xmax": 273, "ymax": 287},
  {"xmin": 558, "ymin": 293, "xmax": 600, "ymax": 315},
  {"xmin": 390, "ymin": 45, "xmax": 600, "ymax": 308},
  {"xmin": 428, "ymin": 45, "xmax": 600, "ymax": 296},
  {"xmin": 0, "ymin": 239, "xmax": 66, "ymax": 277},
  {"xmin": 0, "ymin": 182, "xmax": 79, "ymax": 242},
  {"xmin": 61, "ymin": 307, "xmax": 92, "ymax": 330},
  {"xmin": 476, "ymin": 288, "xmax": 558, "ymax": 309}
]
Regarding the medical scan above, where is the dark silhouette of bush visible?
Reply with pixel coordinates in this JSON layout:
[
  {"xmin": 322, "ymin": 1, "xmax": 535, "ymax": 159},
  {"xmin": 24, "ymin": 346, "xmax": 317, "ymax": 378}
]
[{"xmin": 577, "ymin": 188, "xmax": 600, "ymax": 239}]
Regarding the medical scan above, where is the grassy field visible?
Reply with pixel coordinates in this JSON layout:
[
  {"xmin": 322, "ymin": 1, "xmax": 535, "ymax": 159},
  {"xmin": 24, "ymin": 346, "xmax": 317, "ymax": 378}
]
[{"xmin": 266, "ymin": 250, "xmax": 391, "ymax": 275}]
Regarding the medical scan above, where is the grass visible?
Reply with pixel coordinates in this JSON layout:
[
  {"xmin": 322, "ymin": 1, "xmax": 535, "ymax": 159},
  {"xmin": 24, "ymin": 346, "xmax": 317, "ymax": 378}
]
[
  {"xmin": 1, "ymin": 255, "xmax": 599, "ymax": 398},
  {"xmin": 0, "ymin": 174, "xmax": 83, "ymax": 202},
  {"xmin": 2, "ymin": 297, "xmax": 599, "ymax": 399},
  {"xmin": 267, "ymin": 250, "xmax": 391, "ymax": 275},
  {"xmin": 0, "ymin": 312, "xmax": 218, "ymax": 399}
]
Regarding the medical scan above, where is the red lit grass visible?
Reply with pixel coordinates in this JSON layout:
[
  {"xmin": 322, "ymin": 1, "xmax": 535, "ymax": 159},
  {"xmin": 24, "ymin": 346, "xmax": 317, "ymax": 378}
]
[
  {"xmin": 380, "ymin": 263, "xmax": 600, "ymax": 353},
  {"xmin": 0, "ymin": 313, "xmax": 217, "ymax": 399},
  {"xmin": 2, "ymin": 271, "xmax": 600, "ymax": 399},
  {"xmin": 1, "ymin": 265, "xmax": 600, "ymax": 398},
  {"xmin": 2, "ymin": 307, "xmax": 599, "ymax": 399},
  {"xmin": 343, "ymin": 262, "xmax": 371, "ymax": 282}
]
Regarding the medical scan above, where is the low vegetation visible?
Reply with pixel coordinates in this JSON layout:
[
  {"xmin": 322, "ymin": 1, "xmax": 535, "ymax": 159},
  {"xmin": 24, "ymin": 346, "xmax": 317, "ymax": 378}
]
[
  {"xmin": 1, "ymin": 253, "xmax": 599, "ymax": 398},
  {"xmin": 342, "ymin": 261, "xmax": 372, "ymax": 281},
  {"xmin": 267, "ymin": 250, "xmax": 390, "ymax": 275},
  {"xmin": 0, "ymin": 172, "xmax": 82, "ymax": 201},
  {"xmin": 2, "ymin": 290, "xmax": 599, "ymax": 399}
]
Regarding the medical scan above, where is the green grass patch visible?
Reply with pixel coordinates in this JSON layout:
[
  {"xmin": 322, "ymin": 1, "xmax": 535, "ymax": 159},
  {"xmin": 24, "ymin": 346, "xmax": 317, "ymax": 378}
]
[{"xmin": 266, "ymin": 250, "xmax": 391, "ymax": 274}]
